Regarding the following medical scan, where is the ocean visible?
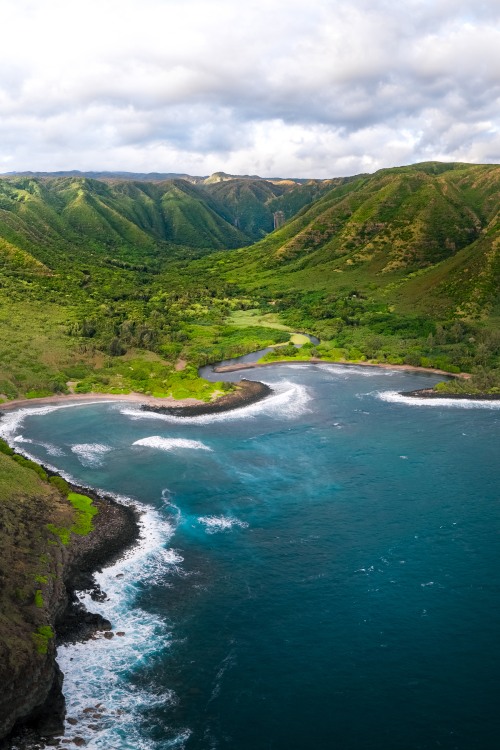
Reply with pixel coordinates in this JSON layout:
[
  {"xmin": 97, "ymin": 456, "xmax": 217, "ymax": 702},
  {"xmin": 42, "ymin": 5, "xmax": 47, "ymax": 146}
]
[{"xmin": 2, "ymin": 363, "xmax": 500, "ymax": 750}]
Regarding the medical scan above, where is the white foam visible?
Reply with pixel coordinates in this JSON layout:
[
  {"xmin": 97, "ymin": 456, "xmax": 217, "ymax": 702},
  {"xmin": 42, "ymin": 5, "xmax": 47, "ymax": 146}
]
[
  {"xmin": 54, "ymin": 492, "xmax": 191, "ymax": 749},
  {"xmin": 71, "ymin": 442, "xmax": 112, "ymax": 467},
  {"xmin": 13, "ymin": 434, "xmax": 65, "ymax": 456},
  {"xmin": 323, "ymin": 364, "xmax": 395, "ymax": 378},
  {"xmin": 197, "ymin": 515, "xmax": 249, "ymax": 533},
  {"xmin": 133, "ymin": 436, "xmax": 212, "ymax": 451},
  {"xmin": 379, "ymin": 390, "xmax": 500, "ymax": 409},
  {"xmin": 0, "ymin": 400, "xmax": 118, "ymax": 440},
  {"xmin": 161, "ymin": 487, "xmax": 182, "ymax": 524},
  {"xmin": 121, "ymin": 380, "xmax": 311, "ymax": 425}
]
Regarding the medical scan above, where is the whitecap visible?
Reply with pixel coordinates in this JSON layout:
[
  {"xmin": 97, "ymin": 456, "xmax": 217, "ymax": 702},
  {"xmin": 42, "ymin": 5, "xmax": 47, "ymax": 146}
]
[
  {"xmin": 197, "ymin": 515, "xmax": 249, "ymax": 533},
  {"xmin": 71, "ymin": 442, "xmax": 112, "ymax": 467},
  {"xmin": 133, "ymin": 436, "xmax": 212, "ymax": 451},
  {"xmin": 379, "ymin": 390, "xmax": 500, "ymax": 409},
  {"xmin": 13, "ymin": 434, "xmax": 65, "ymax": 456},
  {"xmin": 121, "ymin": 380, "xmax": 311, "ymax": 425},
  {"xmin": 323, "ymin": 364, "xmax": 393, "ymax": 377}
]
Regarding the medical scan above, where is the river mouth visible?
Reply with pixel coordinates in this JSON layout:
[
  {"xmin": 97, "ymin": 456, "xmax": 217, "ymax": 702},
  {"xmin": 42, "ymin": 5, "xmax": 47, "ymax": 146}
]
[{"xmin": 198, "ymin": 332, "xmax": 320, "ymax": 381}]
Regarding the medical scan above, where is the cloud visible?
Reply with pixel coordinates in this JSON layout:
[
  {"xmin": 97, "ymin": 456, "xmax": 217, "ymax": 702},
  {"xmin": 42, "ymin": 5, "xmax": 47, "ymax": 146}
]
[{"xmin": 0, "ymin": 0, "xmax": 499, "ymax": 176}]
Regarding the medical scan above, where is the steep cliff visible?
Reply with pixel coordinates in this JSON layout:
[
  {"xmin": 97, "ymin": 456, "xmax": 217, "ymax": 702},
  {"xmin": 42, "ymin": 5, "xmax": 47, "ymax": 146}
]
[
  {"xmin": 0, "ymin": 446, "xmax": 139, "ymax": 743},
  {"xmin": 0, "ymin": 451, "xmax": 73, "ymax": 739}
]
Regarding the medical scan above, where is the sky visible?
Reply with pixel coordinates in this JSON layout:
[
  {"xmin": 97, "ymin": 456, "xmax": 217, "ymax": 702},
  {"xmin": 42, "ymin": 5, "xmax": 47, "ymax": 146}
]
[{"xmin": 1, "ymin": 0, "xmax": 499, "ymax": 178}]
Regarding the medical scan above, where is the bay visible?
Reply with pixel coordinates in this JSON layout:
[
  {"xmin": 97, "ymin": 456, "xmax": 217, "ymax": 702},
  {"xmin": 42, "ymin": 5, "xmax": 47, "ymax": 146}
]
[{"xmin": 3, "ymin": 364, "xmax": 500, "ymax": 750}]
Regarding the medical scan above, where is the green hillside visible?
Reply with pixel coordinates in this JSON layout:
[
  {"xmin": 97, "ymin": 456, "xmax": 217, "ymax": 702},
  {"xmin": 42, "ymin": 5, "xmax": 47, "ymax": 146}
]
[
  {"xmin": 210, "ymin": 162, "xmax": 499, "ymax": 314},
  {"xmin": 185, "ymin": 163, "xmax": 500, "ymax": 383},
  {"xmin": 0, "ymin": 162, "xmax": 498, "ymax": 401}
]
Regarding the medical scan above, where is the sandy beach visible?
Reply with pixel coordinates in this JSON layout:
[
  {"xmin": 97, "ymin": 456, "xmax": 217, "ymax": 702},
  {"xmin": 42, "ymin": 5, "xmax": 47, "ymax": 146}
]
[{"xmin": 0, "ymin": 391, "xmax": 203, "ymax": 411}]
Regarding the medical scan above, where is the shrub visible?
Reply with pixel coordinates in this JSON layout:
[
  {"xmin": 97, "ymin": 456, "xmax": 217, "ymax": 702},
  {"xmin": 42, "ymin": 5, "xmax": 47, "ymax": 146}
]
[
  {"xmin": 46, "ymin": 523, "xmax": 71, "ymax": 545},
  {"xmin": 32, "ymin": 625, "xmax": 54, "ymax": 655},
  {"xmin": 68, "ymin": 493, "xmax": 98, "ymax": 536},
  {"xmin": 12, "ymin": 455, "xmax": 48, "ymax": 480},
  {"xmin": 34, "ymin": 589, "xmax": 44, "ymax": 608},
  {"xmin": 0, "ymin": 438, "xmax": 14, "ymax": 456},
  {"xmin": 49, "ymin": 475, "xmax": 70, "ymax": 495}
]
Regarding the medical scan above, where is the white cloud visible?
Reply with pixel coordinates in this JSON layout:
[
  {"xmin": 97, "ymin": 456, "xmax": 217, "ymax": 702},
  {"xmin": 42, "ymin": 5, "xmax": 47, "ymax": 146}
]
[{"xmin": 0, "ymin": 0, "xmax": 499, "ymax": 176}]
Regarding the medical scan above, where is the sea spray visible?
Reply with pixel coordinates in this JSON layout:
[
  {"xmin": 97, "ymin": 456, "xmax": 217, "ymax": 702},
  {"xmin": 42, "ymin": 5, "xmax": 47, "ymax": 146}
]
[{"xmin": 197, "ymin": 515, "xmax": 249, "ymax": 533}]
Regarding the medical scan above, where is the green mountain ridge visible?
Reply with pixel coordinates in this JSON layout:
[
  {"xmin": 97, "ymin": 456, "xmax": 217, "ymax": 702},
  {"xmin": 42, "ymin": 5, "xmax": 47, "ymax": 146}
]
[
  {"xmin": 217, "ymin": 162, "xmax": 500, "ymax": 320},
  {"xmin": 0, "ymin": 174, "xmax": 328, "ymax": 259}
]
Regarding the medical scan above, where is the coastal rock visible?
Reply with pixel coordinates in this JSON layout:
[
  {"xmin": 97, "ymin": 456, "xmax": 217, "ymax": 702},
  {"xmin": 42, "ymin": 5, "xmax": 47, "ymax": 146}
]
[{"xmin": 401, "ymin": 388, "xmax": 500, "ymax": 400}]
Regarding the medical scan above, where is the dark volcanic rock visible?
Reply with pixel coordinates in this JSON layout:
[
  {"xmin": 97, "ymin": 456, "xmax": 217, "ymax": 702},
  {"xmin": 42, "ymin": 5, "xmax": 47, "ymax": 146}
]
[
  {"xmin": 401, "ymin": 388, "xmax": 500, "ymax": 400},
  {"xmin": 141, "ymin": 378, "xmax": 272, "ymax": 417}
]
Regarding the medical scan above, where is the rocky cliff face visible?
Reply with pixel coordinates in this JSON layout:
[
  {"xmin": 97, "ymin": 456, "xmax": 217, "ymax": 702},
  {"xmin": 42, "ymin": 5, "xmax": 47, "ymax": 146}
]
[
  {"xmin": 0, "ymin": 452, "xmax": 139, "ymax": 745},
  {"xmin": 0, "ymin": 545, "xmax": 67, "ymax": 741}
]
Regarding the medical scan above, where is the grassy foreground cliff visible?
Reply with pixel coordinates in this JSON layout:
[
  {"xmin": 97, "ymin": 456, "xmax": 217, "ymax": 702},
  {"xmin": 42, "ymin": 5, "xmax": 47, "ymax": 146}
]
[
  {"xmin": 0, "ymin": 445, "xmax": 75, "ymax": 737},
  {"xmin": 0, "ymin": 439, "xmax": 137, "ymax": 741}
]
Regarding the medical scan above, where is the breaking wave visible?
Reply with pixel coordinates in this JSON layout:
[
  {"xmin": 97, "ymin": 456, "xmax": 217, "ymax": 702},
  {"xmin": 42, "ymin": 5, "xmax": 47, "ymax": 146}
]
[
  {"xmin": 13, "ymin": 434, "xmax": 65, "ymax": 456},
  {"xmin": 133, "ymin": 436, "xmax": 212, "ymax": 451},
  {"xmin": 0, "ymin": 401, "xmax": 118, "ymax": 441},
  {"xmin": 121, "ymin": 380, "xmax": 311, "ymax": 425},
  {"xmin": 71, "ymin": 443, "xmax": 112, "ymax": 467},
  {"xmin": 379, "ymin": 390, "xmax": 500, "ymax": 409},
  {"xmin": 197, "ymin": 515, "xmax": 249, "ymax": 533},
  {"xmin": 323, "ymin": 364, "xmax": 395, "ymax": 378},
  {"xmin": 54, "ymin": 492, "xmax": 191, "ymax": 750}
]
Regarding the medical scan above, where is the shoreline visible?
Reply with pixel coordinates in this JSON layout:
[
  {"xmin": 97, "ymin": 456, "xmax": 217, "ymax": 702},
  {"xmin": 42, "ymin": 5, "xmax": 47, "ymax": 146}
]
[
  {"xmin": 0, "ymin": 359, "xmax": 470, "ymax": 416},
  {"xmin": 401, "ymin": 387, "xmax": 500, "ymax": 401},
  {"xmin": 140, "ymin": 379, "xmax": 272, "ymax": 416},
  {"xmin": 0, "ymin": 390, "xmax": 203, "ymax": 412}
]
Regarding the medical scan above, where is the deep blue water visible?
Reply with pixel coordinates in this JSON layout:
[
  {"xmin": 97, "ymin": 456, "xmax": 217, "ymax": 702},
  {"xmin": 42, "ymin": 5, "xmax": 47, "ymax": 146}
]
[{"xmin": 3, "ymin": 364, "xmax": 500, "ymax": 750}]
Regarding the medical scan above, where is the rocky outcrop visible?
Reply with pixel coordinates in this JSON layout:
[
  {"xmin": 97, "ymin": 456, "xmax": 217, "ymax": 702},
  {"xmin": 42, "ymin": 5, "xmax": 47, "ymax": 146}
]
[
  {"xmin": 142, "ymin": 378, "xmax": 272, "ymax": 417},
  {"xmin": 401, "ymin": 388, "xmax": 500, "ymax": 400}
]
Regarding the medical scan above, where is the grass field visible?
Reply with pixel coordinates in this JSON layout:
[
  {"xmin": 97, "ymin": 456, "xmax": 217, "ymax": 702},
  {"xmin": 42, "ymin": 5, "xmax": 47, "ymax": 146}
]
[{"xmin": 227, "ymin": 309, "xmax": 293, "ymax": 331}]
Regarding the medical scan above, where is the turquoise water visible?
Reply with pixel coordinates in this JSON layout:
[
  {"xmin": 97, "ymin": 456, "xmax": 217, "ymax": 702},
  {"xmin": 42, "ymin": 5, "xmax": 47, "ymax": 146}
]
[{"xmin": 2, "ymin": 364, "xmax": 500, "ymax": 750}]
